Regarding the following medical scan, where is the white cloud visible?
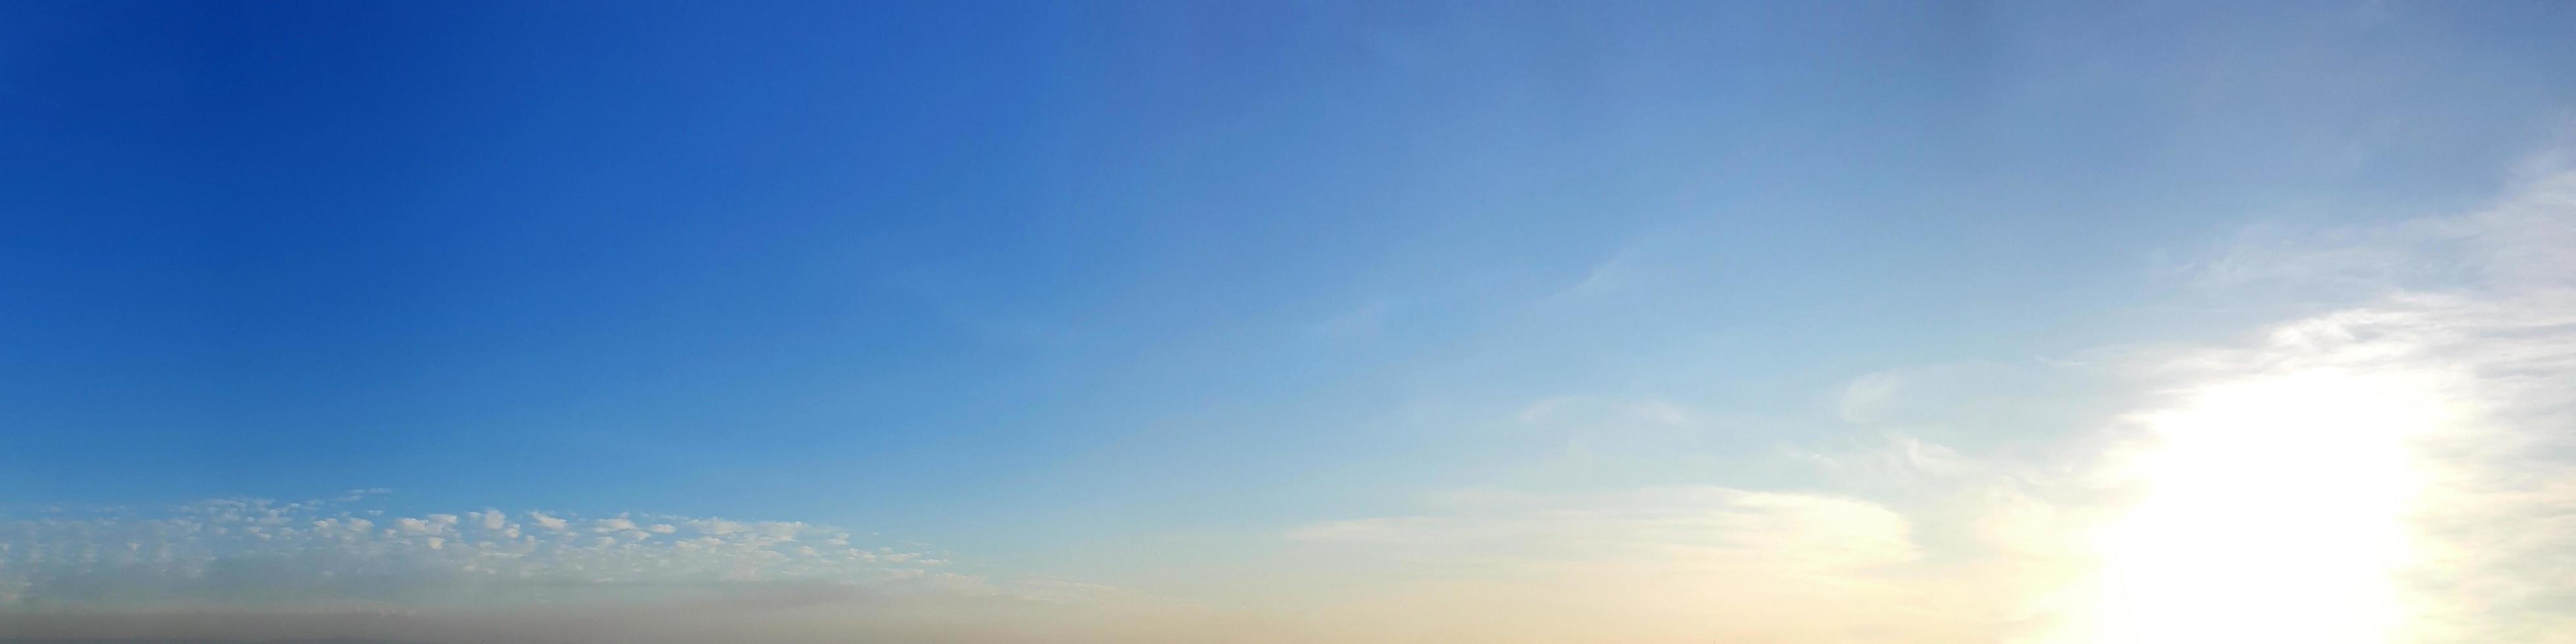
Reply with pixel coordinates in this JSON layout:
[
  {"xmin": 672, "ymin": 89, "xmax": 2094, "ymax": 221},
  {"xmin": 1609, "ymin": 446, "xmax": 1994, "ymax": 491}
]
[
  {"xmin": 394, "ymin": 517, "xmax": 448, "ymax": 536},
  {"xmin": 527, "ymin": 511, "xmax": 570, "ymax": 532}
]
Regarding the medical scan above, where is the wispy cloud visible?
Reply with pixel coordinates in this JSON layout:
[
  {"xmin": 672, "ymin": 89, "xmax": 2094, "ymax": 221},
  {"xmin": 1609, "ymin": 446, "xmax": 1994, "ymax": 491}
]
[
  {"xmin": 1281, "ymin": 486, "xmax": 1994, "ymax": 643},
  {"xmin": 1290, "ymin": 486, "xmax": 1918, "ymax": 570},
  {"xmin": 1914, "ymin": 149, "xmax": 2576, "ymax": 642},
  {"xmin": 1277, "ymin": 147, "xmax": 2576, "ymax": 643},
  {"xmin": 1310, "ymin": 300, "xmax": 1393, "ymax": 339}
]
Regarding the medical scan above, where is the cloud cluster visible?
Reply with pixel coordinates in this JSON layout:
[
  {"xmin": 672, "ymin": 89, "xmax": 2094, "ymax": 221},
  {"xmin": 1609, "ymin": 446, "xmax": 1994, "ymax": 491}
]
[{"xmin": 0, "ymin": 492, "xmax": 964, "ymax": 609}]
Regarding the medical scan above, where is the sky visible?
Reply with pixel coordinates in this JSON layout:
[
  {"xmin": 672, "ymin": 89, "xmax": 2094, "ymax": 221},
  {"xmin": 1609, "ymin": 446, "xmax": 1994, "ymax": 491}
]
[{"xmin": 5, "ymin": 1, "xmax": 2576, "ymax": 642}]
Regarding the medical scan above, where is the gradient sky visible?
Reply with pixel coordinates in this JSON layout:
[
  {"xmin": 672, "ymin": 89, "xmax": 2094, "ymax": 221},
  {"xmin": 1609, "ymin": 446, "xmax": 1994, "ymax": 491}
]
[{"xmin": 7, "ymin": 1, "xmax": 2576, "ymax": 643}]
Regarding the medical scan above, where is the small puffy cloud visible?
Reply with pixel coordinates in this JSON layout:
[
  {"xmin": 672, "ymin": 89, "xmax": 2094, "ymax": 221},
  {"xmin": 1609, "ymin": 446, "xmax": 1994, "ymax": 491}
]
[
  {"xmin": 467, "ymin": 510, "xmax": 522, "ymax": 540},
  {"xmin": 527, "ymin": 512, "xmax": 570, "ymax": 532},
  {"xmin": 394, "ymin": 517, "xmax": 449, "ymax": 536}
]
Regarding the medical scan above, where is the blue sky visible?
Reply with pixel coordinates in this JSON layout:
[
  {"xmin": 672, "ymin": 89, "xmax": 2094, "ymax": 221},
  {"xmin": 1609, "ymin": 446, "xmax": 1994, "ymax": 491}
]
[{"xmin": 8, "ymin": 2, "xmax": 2576, "ymax": 642}]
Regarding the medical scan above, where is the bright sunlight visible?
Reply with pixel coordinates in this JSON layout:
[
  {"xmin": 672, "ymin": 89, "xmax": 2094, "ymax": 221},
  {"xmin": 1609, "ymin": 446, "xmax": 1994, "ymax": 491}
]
[{"xmin": 2080, "ymin": 369, "xmax": 2455, "ymax": 643}]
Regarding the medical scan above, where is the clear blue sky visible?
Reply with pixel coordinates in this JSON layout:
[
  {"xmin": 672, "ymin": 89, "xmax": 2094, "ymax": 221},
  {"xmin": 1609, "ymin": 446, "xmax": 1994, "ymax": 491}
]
[{"xmin": 6, "ymin": 3, "xmax": 2576, "ymax": 639}]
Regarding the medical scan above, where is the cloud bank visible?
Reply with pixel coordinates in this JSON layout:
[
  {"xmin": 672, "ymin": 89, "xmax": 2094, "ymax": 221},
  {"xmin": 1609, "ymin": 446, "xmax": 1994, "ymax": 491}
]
[{"xmin": 0, "ymin": 491, "xmax": 968, "ymax": 610}]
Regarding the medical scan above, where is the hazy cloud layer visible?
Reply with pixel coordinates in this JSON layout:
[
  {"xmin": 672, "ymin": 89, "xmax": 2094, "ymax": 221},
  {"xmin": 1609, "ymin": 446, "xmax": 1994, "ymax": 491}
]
[{"xmin": 0, "ymin": 490, "xmax": 973, "ymax": 610}]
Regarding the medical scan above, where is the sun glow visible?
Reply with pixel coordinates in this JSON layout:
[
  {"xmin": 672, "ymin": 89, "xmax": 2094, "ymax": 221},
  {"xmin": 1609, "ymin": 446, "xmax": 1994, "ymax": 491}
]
[{"xmin": 2081, "ymin": 369, "xmax": 2452, "ymax": 643}]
